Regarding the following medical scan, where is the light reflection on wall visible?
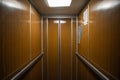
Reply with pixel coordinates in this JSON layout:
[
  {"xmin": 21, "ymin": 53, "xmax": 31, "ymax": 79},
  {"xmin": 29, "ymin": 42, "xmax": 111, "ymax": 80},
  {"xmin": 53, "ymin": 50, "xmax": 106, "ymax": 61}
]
[
  {"xmin": 93, "ymin": 0, "xmax": 120, "ymax": 11},
  {"xmin": 54, "ymin": 20, "xmax": 66, "ymax": 24},
  {"xmin": 1, "ymin": 0, "xmax": 27, "ymax": 10}
]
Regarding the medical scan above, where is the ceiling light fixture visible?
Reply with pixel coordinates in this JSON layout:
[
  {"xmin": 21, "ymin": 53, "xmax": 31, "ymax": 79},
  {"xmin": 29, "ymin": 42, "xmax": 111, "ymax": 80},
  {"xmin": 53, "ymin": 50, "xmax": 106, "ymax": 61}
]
[
  {"xmin": 54, "ymin": 20, "xmax": 66, "ymax": 24},
  {"xmin": 47, "ymin": 0, "xmax": 72, "ymax": 7}
]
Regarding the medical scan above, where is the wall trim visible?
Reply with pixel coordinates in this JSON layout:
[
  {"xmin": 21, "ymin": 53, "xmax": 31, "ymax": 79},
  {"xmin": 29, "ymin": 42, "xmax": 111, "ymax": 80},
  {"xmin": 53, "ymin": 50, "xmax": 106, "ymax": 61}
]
[
  {"xmin": 71, "ymin": 18, "xmax": 73, "ymax": 80},
  {"xmin": 76, "ymin": 16, "xmax": 78, "ymax": 80}
]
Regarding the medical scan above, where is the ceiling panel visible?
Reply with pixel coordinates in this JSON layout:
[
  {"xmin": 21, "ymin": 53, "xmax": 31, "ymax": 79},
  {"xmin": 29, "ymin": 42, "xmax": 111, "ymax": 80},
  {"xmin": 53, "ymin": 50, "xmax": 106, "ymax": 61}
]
[{"xmin": 31, "ymin": 0, "xmax": 90, "ymax": 16}]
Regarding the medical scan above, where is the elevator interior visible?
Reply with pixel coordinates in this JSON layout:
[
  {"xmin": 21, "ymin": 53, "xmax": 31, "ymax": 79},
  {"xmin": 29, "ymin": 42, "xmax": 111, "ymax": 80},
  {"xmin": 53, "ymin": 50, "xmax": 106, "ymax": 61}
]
[{"xmin": 0, "ymin": 0, "xmax": 120, "ymax": 80}]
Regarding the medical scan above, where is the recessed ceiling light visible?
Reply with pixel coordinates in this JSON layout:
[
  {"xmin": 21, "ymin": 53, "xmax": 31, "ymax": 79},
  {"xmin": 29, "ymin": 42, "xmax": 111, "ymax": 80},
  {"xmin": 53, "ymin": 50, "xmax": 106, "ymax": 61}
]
[
  {"xmin": 54, "ymin": 20, "xmax": 66, "ymax": 24},
  {"xmin": 47, "ymin": 0, "xmax": 72, "ymax": 7}
]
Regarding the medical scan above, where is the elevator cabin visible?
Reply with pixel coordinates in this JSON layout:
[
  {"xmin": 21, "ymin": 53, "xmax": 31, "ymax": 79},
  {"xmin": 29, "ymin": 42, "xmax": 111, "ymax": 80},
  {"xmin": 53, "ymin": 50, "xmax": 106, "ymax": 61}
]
[{"xmin": 0, "ymin": 0, "xmax": 120, "ymax": 80}]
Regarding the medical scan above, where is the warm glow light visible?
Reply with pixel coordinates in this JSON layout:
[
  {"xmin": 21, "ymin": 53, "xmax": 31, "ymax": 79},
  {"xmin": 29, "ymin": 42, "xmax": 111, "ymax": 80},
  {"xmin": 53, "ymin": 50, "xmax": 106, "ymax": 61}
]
[
  {"xmin": 1, "ymin": 1, "xmax": 26, "ymax": 10},
  {"xmin": 47, "ymin": 0, "xmax": 72, "ymax": 7},
  {"xmin": 54, "ymin": 20, "xmax": 66, "ymax": 24},
  {"xmin": 93, "ymin": 1, "xmax": 120, "ymax": 11}
]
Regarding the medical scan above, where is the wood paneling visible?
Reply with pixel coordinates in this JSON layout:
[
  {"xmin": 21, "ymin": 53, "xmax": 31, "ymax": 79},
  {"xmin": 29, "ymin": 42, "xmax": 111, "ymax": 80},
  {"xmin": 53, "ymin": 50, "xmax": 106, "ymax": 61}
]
[
  {"xmin": 89, "ymin": 0, "xmax": 120, "ymax": 79},
  {"xmin": 48, "ymin": 18, "xmax": 59, "ymax": 80},
  {"xmin": 43, "ymin": 18, "xmax": 47, "ymax": 80},
  {"xmin": 0, "ymin": 0, "xmax": 30, "ymax": 78},
  {"xmin": 78, "ymin": 6, "xmax": 89, "ymax": 59},
  {"xmin": 78, "ymin": 59, "xmax": 87, "ymax": 80},
  {"xmin": 78, "ymin": 0, "xmax": 120, "ymax": 80},
  {"xmin": 30, "ymin": 60, "xmax": 42, "ymax": 80},
  {"xmin": 43, "ymin": 18, "xmax": 76, "ymax": 80},
  {"xmin": 31, "ymin": 5, "xmax": 41, "ymax": 59},
  {"xmin": 72, "ymin": 18, "xmax": 76, "ymax": 80},
  {"xmin": 61, "ymin": 19, "xmax": 71, "ymax": 80},
  {"xmin": 19, "ymin": 60, "xmax": 42, "ymax": 80},
  {"xmin": 0, "ymin": 3, "xmax": 3, "ymax": 79},
  {"xmin": 78, "ymin": 58, "xmax": 101, "ymax": 80},
  {"xmin": 0, "ymin": 0, "xmax": 42, "ymax": 79}
]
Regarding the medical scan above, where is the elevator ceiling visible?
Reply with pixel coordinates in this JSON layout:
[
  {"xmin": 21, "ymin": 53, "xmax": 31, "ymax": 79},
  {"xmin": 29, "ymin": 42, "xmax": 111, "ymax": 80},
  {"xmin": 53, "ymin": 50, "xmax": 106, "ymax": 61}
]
[{"xmin": 30, "ymin": 0, "xmax": 90, "ymax": 16}]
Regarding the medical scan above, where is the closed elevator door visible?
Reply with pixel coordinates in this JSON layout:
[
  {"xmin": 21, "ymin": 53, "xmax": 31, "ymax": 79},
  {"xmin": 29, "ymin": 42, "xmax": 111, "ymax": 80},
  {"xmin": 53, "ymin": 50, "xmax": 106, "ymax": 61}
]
[{"xmin": 47, "ymin": 18, "xmax": 72, "ymax": 80}]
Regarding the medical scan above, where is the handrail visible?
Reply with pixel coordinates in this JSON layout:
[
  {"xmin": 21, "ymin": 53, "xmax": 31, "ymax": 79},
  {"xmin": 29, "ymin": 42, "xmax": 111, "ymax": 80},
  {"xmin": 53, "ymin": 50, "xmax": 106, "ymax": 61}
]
[
  {"xmin": 11, "ymin": 52, "xmax": 44, "ymax": 80},
  {"xmin": 76, "ymin": 52, "xmax": 109, "ymax": 80}
]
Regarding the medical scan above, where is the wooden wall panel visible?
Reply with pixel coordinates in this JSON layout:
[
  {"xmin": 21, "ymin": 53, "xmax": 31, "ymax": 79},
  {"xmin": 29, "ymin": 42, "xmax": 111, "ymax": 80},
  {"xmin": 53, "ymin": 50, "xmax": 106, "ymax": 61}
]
[
  {"xmin": 78, "ymin": 6, "xmax": 89, "ymax": 59},
  {"xmin": 0, "ymin": 33, "xmax": 2, "ymax": 79},
  {"xmin": 0, "ymin": 0, "xmax": 42, "ymax": 79},
  {"xmin": 20, "ymin": 2, "xmax": 42, "ymax": 80},
  {"xmin": 61, "ymin": 19, "xmax": 71, "ymax": 80},
  {"xmin": 19, "ymin": 60, "xmax": 42, "ymax": 80},
  {"xmin": 31, "ymin": 6, "xmax": 41, "ymax": 59},
  {"xmin": 89, "ymin": 0, "xmax": 120, "ymax": 79},
  {"xmin": 30, "ymin": 60, "xmax": 42, "ymax": 80},
  {"xmin": 18, "ymin": 70, "xmax": 31, "ymax": 80},
  {"xmin": 0, "ymin": 0, "xmax": 30, "ymax": 79},
  {"xmin": 78, "ymin": 0, "xmax": 120, "ymax": 80},
  {"xmin": 72, "ymin": 18, "xmax": 76, "ymax": 80},
  {"xmin": 78, "ymin": 59, "xmax": 87, "ymax": 80},
  {"xmin": 0, "ymin": 3, "xmax": 3, "ymax": 79},
  {"xmin": 48, "ymin": 18, "xmax": 59, "ymax": 80},
  {"xmin": 43, "ymin": 18, "xmax": 47, "ymax": 80},
  {"xmin": 78, "ymin": 59, "xmax": 101, "ymax": 80}
]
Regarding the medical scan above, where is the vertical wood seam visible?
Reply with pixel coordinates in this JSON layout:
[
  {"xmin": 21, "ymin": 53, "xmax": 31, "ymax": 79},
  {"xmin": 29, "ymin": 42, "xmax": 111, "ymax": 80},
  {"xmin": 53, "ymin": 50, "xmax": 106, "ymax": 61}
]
[
  {"xmin": 71, "ymin": 18, "xmax": 73, "ymax": 80},
  {"xmin": 46, "ymin": 18, "xmax": 48, "ymax": 80},
  {"xmin": 76, "ymin": 16, "xmax": 78, "ymax": 80},
  {"xmin": 41, "ymin": 16, "xmax": 43, "ymax": 80}
]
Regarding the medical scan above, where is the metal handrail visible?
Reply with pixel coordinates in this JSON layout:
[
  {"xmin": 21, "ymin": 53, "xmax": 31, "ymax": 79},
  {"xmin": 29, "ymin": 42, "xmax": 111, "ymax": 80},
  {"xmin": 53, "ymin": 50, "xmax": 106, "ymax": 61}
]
[
  {"xmin": 11, "ymin": 52, "xmax": 44, "ymax": 80},
  {"xmin": 76, "ymin": 52, "xmax": 109, "ymax": 80}
]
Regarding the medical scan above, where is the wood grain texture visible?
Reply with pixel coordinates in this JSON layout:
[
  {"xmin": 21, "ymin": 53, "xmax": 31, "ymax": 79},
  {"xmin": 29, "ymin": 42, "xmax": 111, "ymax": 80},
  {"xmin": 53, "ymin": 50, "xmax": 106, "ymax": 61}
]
[
  {"xmin": 30, "ymin": 60, "xmax": 42, "ymax": 80},
  {"xmin": 72, "ymin": 18, "xmax": 76, "ymax": 80},
  {"xmin": 48, "ymin": 18, "xmax": 59, "ymax": 80},
  {"xmin": 0, "ymin": 0, "xmax": 30, "ymax": 78},
  {"xmin": 78, "ymin": 58, "xmax": 101, "ymax": 80},
  {"xmin": 43, "ymin": 18, "xmax": 48, "ymax": 80},
  {"xmin": 0, "ymin": 0, "xmax": 42, "ymax": 79},
  {"xmin": 43, "ymin": 18, "xmax": 76, "ymax": 80},
  {"xmin": 18, "ymin": 60, "xmax": 42, "ymax": 80},
  {"xmin": 0, "ymin": 3, "xmax": 3, "ymax": 79},
  {"xmin": 31, "ymin": 5, "xmax": 41, "ymax": 59},
  {"xmin": 61, "ymin": 19, "xmax": 71, "ymax": 80},
  {"xmin": 78, "ymin": 0, "xmax": 120, "ymax": 80},
  {"xmin": 78, "ymin": 6, "xmax": 89, "ymax": 60},
  {"xmin": 89, "ymin": 0, "xmax": 120, "ymax": 79}
]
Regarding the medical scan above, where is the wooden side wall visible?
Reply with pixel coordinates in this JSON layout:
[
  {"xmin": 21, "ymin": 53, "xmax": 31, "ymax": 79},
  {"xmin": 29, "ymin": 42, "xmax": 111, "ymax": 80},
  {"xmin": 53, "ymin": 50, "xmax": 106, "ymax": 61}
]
[
  {"xmin": 0, "ymin": 0, "xmax": 42, "ymax": 79},
  {"xmin": 78, "ymin": 0, "xmax": 120, "ymax": 80}
]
